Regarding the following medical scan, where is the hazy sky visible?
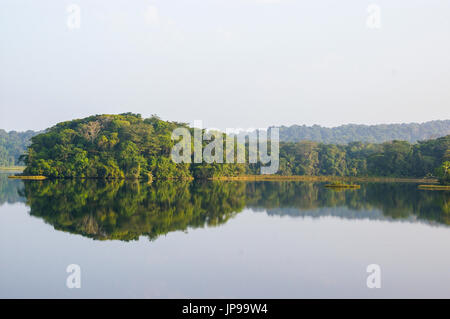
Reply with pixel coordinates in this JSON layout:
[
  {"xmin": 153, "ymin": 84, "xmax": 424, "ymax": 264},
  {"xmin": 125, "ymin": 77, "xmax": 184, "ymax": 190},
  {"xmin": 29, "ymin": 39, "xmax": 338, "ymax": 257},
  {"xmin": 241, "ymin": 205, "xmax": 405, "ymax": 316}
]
[{"xmin": 1, "ymin": 0, "xmax": 449, "ymax": 131}]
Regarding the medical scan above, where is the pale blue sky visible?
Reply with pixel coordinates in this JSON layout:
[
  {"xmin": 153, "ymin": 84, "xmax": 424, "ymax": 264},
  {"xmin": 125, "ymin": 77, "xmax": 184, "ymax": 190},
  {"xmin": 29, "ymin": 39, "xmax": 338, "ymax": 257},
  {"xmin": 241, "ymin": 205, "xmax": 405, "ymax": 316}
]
[{"xmin": 1, "ymin": 0, "xmax": 449, "ymax": 131}]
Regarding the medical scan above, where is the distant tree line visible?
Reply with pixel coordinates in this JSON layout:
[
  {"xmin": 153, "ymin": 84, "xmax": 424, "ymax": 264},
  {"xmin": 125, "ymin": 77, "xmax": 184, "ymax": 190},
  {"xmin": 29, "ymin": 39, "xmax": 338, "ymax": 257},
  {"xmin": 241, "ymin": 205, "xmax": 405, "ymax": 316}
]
[
  {"xmin": 272, "ymin": 120, "xmax": 450, "ymax": 144},
  {"xmin": 0, "ymin": 130, "xmax": 39, "ymax": 166},
  {"xmin": 4, "ymin": 119, "xmax": 449, "ymax": 168},
  {"xmin": 11, "ymin": 179, "xmax": 449, "ymax": 241}
]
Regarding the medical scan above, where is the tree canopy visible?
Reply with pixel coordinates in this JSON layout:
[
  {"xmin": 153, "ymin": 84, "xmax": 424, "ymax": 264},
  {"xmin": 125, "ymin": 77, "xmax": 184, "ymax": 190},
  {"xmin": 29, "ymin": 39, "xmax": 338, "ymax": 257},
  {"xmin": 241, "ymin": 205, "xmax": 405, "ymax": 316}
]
[
  {"xmin": 266, "ymin": 136, "xmax": 450, "ymax": 178},
  {"xmin": 21, "ymin": 113, "xmax": 244, "ymax": 180}
]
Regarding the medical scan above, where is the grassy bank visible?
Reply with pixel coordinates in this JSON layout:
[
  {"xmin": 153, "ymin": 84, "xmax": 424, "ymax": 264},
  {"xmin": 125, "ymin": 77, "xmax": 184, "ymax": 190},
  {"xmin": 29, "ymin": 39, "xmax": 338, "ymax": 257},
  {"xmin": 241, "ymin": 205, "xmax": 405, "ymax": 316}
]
[
  {"xmin": 212, "ymin": 175, "xmax": 438, "ymax": 183},
  {"xmin": 0, "ymin": 166, "xmax": 25, "ymax": 171},
  {"xmin": 8, "ymin": 175, "xmax": 47, "ymax": 180},
  {"xmin": 418, "ymin": 184, "xmax": 450, "ymax": 191}
]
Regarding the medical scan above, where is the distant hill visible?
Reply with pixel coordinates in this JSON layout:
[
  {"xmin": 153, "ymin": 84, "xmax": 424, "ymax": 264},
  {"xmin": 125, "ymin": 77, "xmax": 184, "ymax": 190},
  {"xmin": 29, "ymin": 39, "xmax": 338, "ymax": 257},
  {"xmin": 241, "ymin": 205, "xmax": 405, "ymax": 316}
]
[
  {"xmin": 0, "ymin": 130, "xmax": 40, "ymax": 166},
  {"xmin": 272, "ymin": 120, "xmax": 450, "ymax": 144}
]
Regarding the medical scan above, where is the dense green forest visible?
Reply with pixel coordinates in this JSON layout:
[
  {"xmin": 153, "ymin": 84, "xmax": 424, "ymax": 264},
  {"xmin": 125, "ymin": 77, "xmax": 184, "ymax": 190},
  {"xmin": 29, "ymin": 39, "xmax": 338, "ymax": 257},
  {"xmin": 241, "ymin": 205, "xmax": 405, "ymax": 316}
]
[
  {"xmin": 2, "ymin": 119, "xmax": 449, "ymax": 167},
  {"xmin": 272, "ymin": 120, "xmax": 450, "ymax": 144},
  {"xmin": 263, "ymin": 136, "xmax": 450, "ymax": 179},
  {"xmin": 6, "ymin": 113, "xmax": 450, "ymax": 182},
  {"xmin": 0, "ymin": 129, "xmax": 39, "ymax": 166},
  {"xmin": 22, "ymin": 113, "xmax": 244, "ymax": 180}
]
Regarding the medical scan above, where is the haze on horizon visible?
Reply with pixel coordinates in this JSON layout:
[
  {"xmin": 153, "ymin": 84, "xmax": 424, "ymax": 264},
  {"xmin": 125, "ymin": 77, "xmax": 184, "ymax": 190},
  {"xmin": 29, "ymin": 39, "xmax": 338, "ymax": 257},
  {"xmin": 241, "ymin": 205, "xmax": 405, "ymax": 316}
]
[{"xmin": 1, "ymin": 0, "xmax": 450, "ymax": 132}]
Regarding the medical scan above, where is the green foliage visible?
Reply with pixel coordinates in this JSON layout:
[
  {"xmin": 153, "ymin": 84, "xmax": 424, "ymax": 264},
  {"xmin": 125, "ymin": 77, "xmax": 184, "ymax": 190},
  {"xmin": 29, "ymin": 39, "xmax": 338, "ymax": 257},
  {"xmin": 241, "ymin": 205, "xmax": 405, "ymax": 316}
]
[
  {"xmin": 275, "ymin": 135, "xmax": 449, "ymax": 178},
  {"xmin": 21, "ymin": 113, "xmax": 244, "ymax": 180},
  {"xmin": 0, "ymin": 130, "xmax": 39, "ymax": 166},
  {"xmin": 436, "ymin": 161, "xmax": 450, "ymax": 185},
  {"xmin": 10, "ymin": 113, "xmax": 450, "ymax": 179}
]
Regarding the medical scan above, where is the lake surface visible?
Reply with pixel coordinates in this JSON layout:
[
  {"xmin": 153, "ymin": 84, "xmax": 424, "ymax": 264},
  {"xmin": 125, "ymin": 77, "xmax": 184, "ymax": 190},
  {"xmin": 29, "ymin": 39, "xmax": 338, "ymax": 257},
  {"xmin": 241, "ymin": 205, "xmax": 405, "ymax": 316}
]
[{"xmin": 1, "ymin": 170, "xmax": 450, "ymax": 298}]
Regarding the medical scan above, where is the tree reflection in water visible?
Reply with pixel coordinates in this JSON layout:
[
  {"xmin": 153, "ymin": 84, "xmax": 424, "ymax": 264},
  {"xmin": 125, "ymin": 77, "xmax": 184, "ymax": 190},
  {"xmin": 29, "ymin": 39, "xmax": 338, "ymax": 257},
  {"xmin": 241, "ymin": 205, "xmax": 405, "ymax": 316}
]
[{"xmin": 0, "ymin": 172, "xmax": 448, "ymax": 241}]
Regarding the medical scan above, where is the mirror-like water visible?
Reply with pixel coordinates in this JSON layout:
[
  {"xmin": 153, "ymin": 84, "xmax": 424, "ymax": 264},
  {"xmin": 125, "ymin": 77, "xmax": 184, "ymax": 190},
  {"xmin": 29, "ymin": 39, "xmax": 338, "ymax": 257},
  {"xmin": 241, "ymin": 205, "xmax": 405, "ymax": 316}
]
[{"xmin": 1, "ymin": 171, "xmax": 449, "ymax": 298}]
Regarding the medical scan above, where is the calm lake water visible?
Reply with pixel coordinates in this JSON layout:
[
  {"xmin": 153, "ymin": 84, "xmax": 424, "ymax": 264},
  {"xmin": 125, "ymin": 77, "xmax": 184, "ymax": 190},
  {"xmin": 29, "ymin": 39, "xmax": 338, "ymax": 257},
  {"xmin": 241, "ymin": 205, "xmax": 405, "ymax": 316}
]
[{"xmin": 1, "ymin": 171, "xmax": 450, "ymax": 298}]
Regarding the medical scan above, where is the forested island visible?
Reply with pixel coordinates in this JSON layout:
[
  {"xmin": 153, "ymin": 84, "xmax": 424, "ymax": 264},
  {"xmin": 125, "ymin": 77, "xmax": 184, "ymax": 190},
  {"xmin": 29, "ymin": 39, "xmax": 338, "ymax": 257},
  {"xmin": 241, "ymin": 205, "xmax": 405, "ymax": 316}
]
[
  {"xmin": 21, "ymin": 113, "xmax": 244, "ymax": 180},
  {"xmin": 0, "ymin": 113, "xmax": 448, "ymax": 184}
]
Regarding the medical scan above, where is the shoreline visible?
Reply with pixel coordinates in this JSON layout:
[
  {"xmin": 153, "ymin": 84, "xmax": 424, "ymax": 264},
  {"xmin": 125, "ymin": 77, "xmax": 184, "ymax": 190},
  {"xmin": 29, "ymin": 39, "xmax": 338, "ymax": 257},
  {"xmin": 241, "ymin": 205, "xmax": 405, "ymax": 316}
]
[
  {"xmin": 2, "ymin": 171, "xmax": 440, "ymax": 184},
  {"xmin": 211, "ymin": 175, "xmax": 439, "ymax": 183},
  {"xmin": 0, "ymin": 166, "xmax": 25, "ymax": 171},
  {"xmin": 418, "ymin": 184, "xmax": 450, "ymax": 190}
]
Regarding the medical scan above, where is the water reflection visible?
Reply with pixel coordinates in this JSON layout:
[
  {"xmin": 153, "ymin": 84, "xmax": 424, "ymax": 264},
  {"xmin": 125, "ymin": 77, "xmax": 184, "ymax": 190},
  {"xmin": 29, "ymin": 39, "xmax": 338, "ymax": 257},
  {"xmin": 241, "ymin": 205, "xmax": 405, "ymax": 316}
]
[
  {"xmin": 0, "ymin": 172, "xmax": 449, "ymax": 241},
  {"xmin": 21, "ymin": 179, "xmax": 246, "ymax": 241},
  {"xmin": 0, "ymin": 172, "xmax": 25, "ymax": 205},
  {"xmin": 245, "ymin": 182, "xmax": 450, "ymax": 224}
]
